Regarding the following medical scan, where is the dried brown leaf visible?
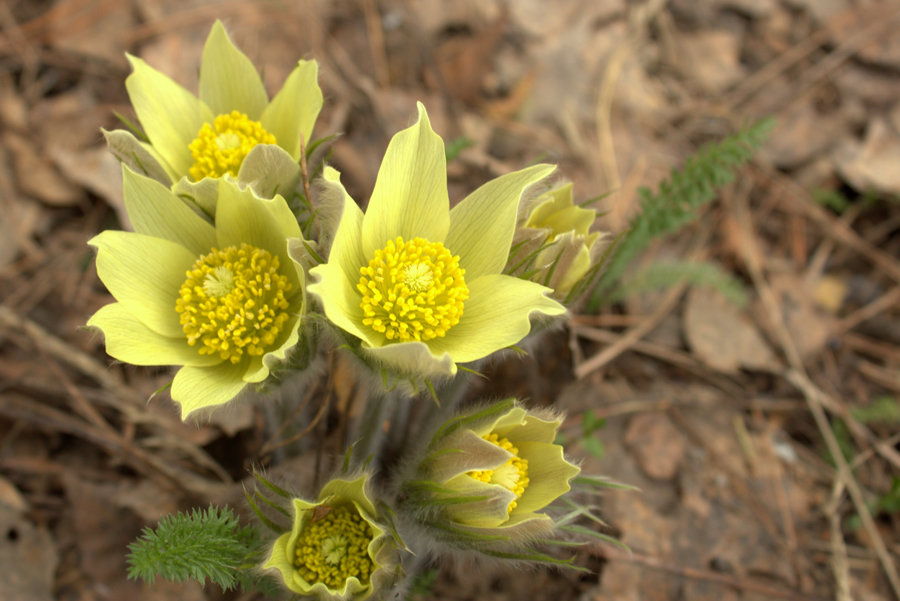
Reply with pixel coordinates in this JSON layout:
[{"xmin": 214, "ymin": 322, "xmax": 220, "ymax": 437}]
[{"xmin": 684, "ymin": 288, "xmax": 781, "ymax": 373}]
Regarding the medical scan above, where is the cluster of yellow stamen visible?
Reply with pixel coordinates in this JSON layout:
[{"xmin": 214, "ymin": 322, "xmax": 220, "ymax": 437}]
[
  {"xmin": 188, "ymin": 110, "xmax": 276, "ymax": 180},
  {"xmin": 357, "ymin": 236, "xmax": 468, "ymax": 342},
  {"xmin": 294, "ymin": 504, "xmax": 375, "ymax": 589},
  {"xmin": 175, "ymin": 243, "xmax": 292, "ymax": 363},
  {"xmin": 468, "ymin": 433, "xmax": 530, "ymax": 513}
]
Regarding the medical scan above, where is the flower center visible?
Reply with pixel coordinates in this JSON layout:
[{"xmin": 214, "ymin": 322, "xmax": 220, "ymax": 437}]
[
  {"xmin": 294, "ymin": 505, "xmax": 375, "ymax": 589},
  {"xmin": 468, "ymin": 433, "xmax": 530, "ymax": 513},
  {"xmin": 175, "ymin": 243, "xmax": 292, "ymax": 363},
  {"xmin": 188, "ymin": 110, "xmax": 276, "ymax": 180},
  {"xmin": 357, "ymin": 236, "xmax": 468, "ymax": 342}
]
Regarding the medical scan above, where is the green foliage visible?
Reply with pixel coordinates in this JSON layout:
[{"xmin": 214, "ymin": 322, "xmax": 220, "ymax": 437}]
[
  {"xmin": 873, "ymin": 477, "xmax": 900, "ymax": 516},
  {"xmin": 589, "ymin": 117, "xmax": 774, "ymax": 309},
  {"xmin": 113, "ymin": 111, "xmax": 149, "ymax": 142},
  {"xmin": 406, "ymin": 568, "xmax": 439, "ymax": 601},
  {"xmin": 828, "ymin": 417, "xmax": 855, "ymax": 466},
  {"xmin": 127, "ymin": 505, "xmax": 272, "ymax": 593},
  {"xmin": 812, "ymin": 188, "xmax": 851, "ymax": 213},
  {"xmin": 445, "ymin": 136, "xmax": 474, "ymax": 161},
  {"xmin": 828, "ymin": 397, "xmax": 900, "ymax": 469},
  {"xmin": 606, "ymin": 259, "xmax": 748, "ymax": 307},
  {"xmin": 579, "ymin": 410, "xmax": 607, "ymax": 458},
  {"xmin": 848, "ymin": 476, "xmax": 900, "ymax": 532},
  {"xmin": 812, "ymin": 187, "xmax": 887, "ymax": 213},
  {"xmin": 850, "ymin": 396, "xmax": 900, "ymax": 425}
]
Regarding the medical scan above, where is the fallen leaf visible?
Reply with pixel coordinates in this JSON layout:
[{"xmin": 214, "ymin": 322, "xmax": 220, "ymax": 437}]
[
  {"xmin": 4, "ymin": 133, "xmax": 82, "ymax": 206},
  {"xmin": 51, "ymin": 146, "xmax": 125, "ymax": 218},
  {"xmin": 112, "ymin": 479, "xmax": 179, "ymax": 523},
  {"xmin": 684, "ymin": 287, "xmax": 781, "ymax": 373},
  {"xmin": 624, "ymin": 413, "xmax": 686, "ymax": 480},
  {"xmin": 429, "ymin": 12, "xmax": 507, "ymax": 105},
  {"xmin": 0, "ymin": 492, "xmax": 56, "ymax": 601},
  {"xmin": 676, "ymin": 30, "xmax": 745, "ymax": 93},
  {"xmin": 721, "ymin": 0, "xmax": 777, "ymax": 19},
  {"xmin": 834, "ymin": 112, "xmax": 900, "ymax": 195},
  {"xmin": 766, "ymin": 273, "xmax": 835, "ymax": 360},
  {"xmin": 46, "ymin": 2, "xmax": 133, "ymax": 63},
  {"xmin": 762, "ymin": 102, "xmax": 844, "ymax": 168},
  {"xmin": 0, "ymin": 476, "xmax": 28, "ymax": 513},
  {"xmin": 782, "ymin": 0, "xmax": 848, "ymax": 22},
  {"xmin": 834, "ymin": 63, "xmax": 900, "ymax": 107},
  {"xmin": 0, "ymin": 88, "xmax": 27, "ymax": 133},
  {"xmin": 857, "ymin": 24, "xmax": 900, "ymax": 70}
]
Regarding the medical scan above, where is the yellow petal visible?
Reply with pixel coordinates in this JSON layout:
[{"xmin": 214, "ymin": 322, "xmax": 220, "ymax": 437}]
[
  {"xmin": 125, "ymin": 54, "xmax": 214, "ymax": 178},
  {"xmin": 87, "ymin": 303, "xmax": 220, "ymax": 367},
  {"xmin": 89, "ymin": 231, "xmax": 195, "ymax": 338},
  {"xmin": 259, "ymin": 59, "xmax": 323, "ymax": 159},
  {"xmin": 361, "ymin": 103, "xmax": 449, "ymax": 258},
  {"xmin": 446, "ymin": 163, "xmax": 555, "ymax": 280},
  {"xmin": 512, "ymin": 441, "xmax": 580, "ymax": 514},
  {"xmin": 428, "ymin": 274, "xmax": 565, "ymax": 363},
  {"xmin": 171, "ymin": 362, "xmax": 249, "ymax": 419},
  {"xmin": 198, "ymin": 20, "xmax": 268, "ymax": 118}
]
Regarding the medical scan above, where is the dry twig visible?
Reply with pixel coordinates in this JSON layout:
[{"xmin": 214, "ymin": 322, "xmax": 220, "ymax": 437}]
[{"xmin": 729, "ymin": 183, "xmax": 900, "ymax": 600}]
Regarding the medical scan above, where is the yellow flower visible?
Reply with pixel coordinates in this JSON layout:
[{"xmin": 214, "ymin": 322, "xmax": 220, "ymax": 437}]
[
  {"xmin": 307, "ymin": 104, "xmax": 565, "ymax": 379},
  {"xmin": 264, "ymin": 476, "xmax": 390, "ymax": 600},
  {"xmin": 106, "ymin": 21, "xmax": 322, "ymax": 209},
  {"xmin": 508, "ymin": 183, "xmax": 607, "ymax": 300},
  {"xmin": 406, "ymin": 399, "xmax": 579, "ymax": 545},
  {"xmin": 87, "ymin": 167, "xmax": 308, "ymax": 419}
]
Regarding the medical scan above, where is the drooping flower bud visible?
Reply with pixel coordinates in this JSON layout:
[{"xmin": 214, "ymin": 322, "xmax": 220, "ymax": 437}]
[
  {"xmin": 401, "ymin": 399, "xmax": 580, "ymax": 552},
  {"xmin": 507, "ymin": 183, "xmax": 608, "ymax": 301}
]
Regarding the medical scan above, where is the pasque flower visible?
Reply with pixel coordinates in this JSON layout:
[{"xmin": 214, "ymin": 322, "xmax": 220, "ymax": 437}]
[
  {"xmin": 107, "ymin": 20, "xmax": 322, "ymax": 207},
  {"xmin": 307, "ymin": 104, "xmax": 565, "ymax": 379},
  {"xmin": 508, "ymin": 183, "xmax": 607, "ymax": 300},
  {"xmin": 264, "ymin": 475, "xmax": 391, "ymax": 599},
  {"xmin": 403, "ymin": 399, "xmax": 580, "ymax": 547},
  {"xmin": 87, "ymin": 167, "xmax": 307, "ymax": 418}
]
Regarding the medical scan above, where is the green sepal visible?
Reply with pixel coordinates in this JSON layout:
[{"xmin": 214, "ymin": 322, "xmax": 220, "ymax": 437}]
[
  {"xmin": 482, "ymin": 548, "xmax": 584, "ymax": 570},
  {"xmin": 428, "ymin": 399, "xmax": 517, "ymax": 448}
]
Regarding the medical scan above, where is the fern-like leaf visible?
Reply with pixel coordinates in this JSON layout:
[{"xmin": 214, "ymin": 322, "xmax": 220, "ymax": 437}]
[
  {"xmin": 126, "ymin": 505, "xmax": 264, "ymax": 591},
  {"xmin": 589, "ymin": 118, "xmax": 773, "ymax": 309},
  {"xmin": 607, "ymin": 259, "xmax": 748, "ymax": 307}
]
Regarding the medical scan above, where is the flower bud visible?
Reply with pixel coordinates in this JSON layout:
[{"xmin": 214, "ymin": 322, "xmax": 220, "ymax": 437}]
[
  {"xmin": 508, "ymin": 183, "xmax": 608, "ymax": 300},
  {"xmin": 264, "ymin": 475, "xmax": 393, "ymax": 599},
  {"xmin": 402, "ymin": 399, "xmax": 580, "ymax": 551}
]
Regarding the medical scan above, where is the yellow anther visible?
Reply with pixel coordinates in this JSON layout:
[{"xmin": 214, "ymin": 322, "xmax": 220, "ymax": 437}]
[
  {"xmin": 357, "ymin": 236, "xmax": 468, "ymax": 342},
  {"xmin": 188, "ymin": 110, "xmax": 276, "ymax": 180},
  {"xmin": 175, "ymin": 243, "xmax": 292, "ymax": 363},
  {"xmin": 468, "ymin": 433, "xmax": 530, "ymax": 513},
  {"xmin": 293, "ymin": 505, "xmax": 375, "ymax": 589}
]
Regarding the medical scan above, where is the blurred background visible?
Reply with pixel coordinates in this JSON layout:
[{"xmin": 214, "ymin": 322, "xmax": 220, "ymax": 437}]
[{"xmin": 1, "ymin": 0, "xmax": 899, "ymax": 599}]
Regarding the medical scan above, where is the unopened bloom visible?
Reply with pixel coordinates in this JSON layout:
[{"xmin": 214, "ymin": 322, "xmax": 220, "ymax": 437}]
[
  {"xmin": 87, "ymin": 167, "xmax": 307, "ymax": 418},
  {"xmin": 404, "ymin": 399, "xmax": 580, "ymax": 547},
  {"xmin": 107, "ymin": 20, "xmax": 322, "ymax": 208},
  {"xmin": 508, "ymin": 183, "xmax": 607, "ymax": 300},
  {"xmin": 307, "ymin": 104, "xmax": 565, "ymax": 379},
  {"xmin": 264, "ymin": 476, "xmax": 391, "ymax": 599}
]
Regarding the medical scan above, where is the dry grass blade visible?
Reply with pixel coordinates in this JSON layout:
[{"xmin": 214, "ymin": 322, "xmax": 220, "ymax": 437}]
[
  {"xmin": 574, "ymin": 281, "xmax": 686, "ymax": 379},
  {"xmin": 825, "ymin": 480, "xmax": 852, "ymax": 601}
]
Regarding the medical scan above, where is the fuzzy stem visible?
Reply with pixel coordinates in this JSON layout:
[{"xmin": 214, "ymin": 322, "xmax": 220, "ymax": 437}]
[
  {"xmin": 386, "ymin": 551, "xmax": 434, "ymax": 600},
  {"xmin": 348, "ymin": 389, "xmax": 391, "ymax": 472}
]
